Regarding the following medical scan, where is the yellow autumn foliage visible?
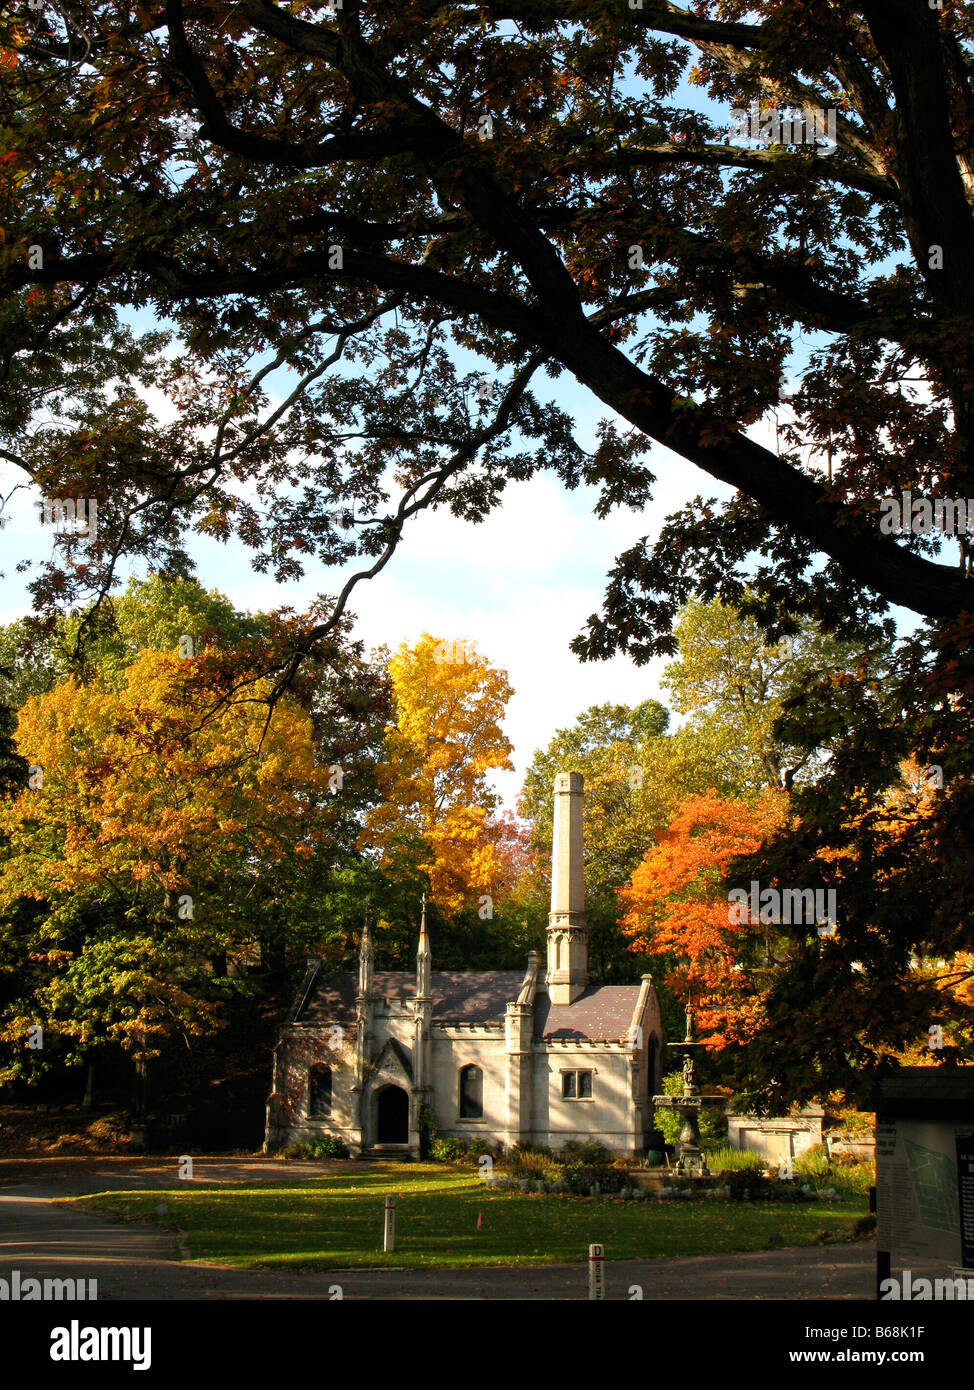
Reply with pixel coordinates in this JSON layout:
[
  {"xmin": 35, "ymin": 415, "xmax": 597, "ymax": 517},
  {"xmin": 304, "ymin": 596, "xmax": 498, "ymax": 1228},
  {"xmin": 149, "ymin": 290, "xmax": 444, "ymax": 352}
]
[
  {"xmin": 361, "ymin": 634, "xmax": 513, "ymax": 915},
  {"xmin": 0, "ymin": 646, "xmax": 335, "ymax": 915}
]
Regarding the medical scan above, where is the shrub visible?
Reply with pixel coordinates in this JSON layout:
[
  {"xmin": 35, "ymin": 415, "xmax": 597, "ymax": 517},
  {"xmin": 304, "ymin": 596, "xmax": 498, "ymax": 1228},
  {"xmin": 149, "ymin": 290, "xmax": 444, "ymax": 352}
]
[
  {"xmin": 722, "ymin": 1168, "xmax": 769, "ymax": 1201},
  {"xmin": 794, "ymin": 1143, "xmax": 831, "ymax": 1182},
  {"xmin": 707, "ymin": 1145, "xmax": 765, "ymax": 1173},
  {"xmin": 835, "ymin": 1163, "xmax": 874, "ymax": 1196},
  {"xmin": 560, "ymin": 1163, "xmax": 590, "ymax": 1195},
  {"xmin": 431, "ymin": 1137, "xmax": 467, "ymax": 1163},
  {"xmin": 830, "ymin": 1149, "xmax": 875, "ymax": 1191},
  {"xmin": 86, "ymin": 1114, "xmax": 132, "ymax": 1146},
  {"xmin": 287, "ymin": 1135, "xmax": 348, "ymax": 1160},
  {"xmin": 561, "ymin": 1161, "xmax": 624, "ymax": 1195},
  {"xmin": 466, "ymin": 1137, "xmax": 494, "ymax": 1161},
  {"xmin": 487, "ymin": 1175, "xmax": 515, "ymax": 1191},
  {"xmin": 512, "ymin": 1142, "xmax": 554, "ymax": 1160},
  {"xmin": 572, "ymin": 1139, "xmax": 613, "ymax": 1166},
  {"xmin": 504, "ymin": 1147, "xmax": 553, "ymax": 1179},
  {"xmin": 764, "ymin": 1177, "xmax": 815, "ymax": 1203},
  {"xmin": 792, "ymin": 1143, "xmax": 874, "ymax": 1196},
  {"xmin": 419, "ymin": 1104, "xmax": 437, "ymax": 1160},
  {"xmin": 722, "ymin": 1167, "xmax": 789, "ymax": 1200}
]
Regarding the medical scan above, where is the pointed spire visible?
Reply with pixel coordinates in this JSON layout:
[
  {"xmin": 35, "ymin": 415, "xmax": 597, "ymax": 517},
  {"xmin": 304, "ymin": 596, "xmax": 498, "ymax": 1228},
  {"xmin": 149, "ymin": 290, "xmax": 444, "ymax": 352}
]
[{"xmin": 416, "ymin": 892, "xmax": 431, "ymax": 997}]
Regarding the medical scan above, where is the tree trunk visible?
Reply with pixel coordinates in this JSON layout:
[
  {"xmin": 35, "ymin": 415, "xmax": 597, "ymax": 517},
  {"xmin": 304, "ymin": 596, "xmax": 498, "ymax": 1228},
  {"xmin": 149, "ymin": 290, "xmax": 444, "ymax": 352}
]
[
  {"xmin": 81, "ymin": 1060, "xmax": 95, "ymax": 1110},
  {"xmin": 133, "ymin": 1054, "xmax": 149, "ymax": 1119}
]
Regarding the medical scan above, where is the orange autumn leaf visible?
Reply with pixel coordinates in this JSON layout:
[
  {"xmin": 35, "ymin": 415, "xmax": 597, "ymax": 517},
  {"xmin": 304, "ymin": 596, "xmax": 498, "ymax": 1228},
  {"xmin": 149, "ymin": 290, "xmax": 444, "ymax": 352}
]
[{"xmin": 619, "ymin": 789, "xmax": 788, "ymax": 1048}]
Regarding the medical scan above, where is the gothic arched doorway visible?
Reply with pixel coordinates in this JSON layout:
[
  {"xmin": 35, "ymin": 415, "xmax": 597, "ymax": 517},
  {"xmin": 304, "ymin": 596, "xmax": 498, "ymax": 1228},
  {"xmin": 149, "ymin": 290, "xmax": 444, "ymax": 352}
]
[{"xmin": 376, "ymin": 1085, "xmax": 409, "ymax": 1143}]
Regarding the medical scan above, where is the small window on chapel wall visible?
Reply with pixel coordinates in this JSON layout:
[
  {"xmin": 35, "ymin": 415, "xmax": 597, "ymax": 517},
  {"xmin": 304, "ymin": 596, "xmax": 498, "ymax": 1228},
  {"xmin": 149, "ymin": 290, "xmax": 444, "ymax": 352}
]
[
  {"xmin": 562, "ymin": 1071, "xmax": 593, "ymax": 1100},
  {"xmin": 459, "ymin": 1064, "xmax": 483, "ymax": 1119},
  {"xmin": 309, "ymin": 1064, "xmax": 332, "ymax": 1117}
]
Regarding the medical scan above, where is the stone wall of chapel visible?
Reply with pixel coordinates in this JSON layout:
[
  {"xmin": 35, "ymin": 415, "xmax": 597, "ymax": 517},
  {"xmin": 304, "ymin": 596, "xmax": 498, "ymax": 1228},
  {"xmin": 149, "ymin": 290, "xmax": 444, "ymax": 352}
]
[
  {"xmin": 430, "ymin": 1028, "xmax": 508, "ymax": 1142},
  {"xmin": 530, "ymin": 1045, "xmax": 639, "ymax": 1152},
  {"xmin": 358, "ymin": 1003, "xmax": 422, "ymax": 1148},
  {"xmin": 277, "ymin": 1004, "xmax": 420, "ymax": 1147},
  {"xmin": 272, "ymin": 1010, "xmax": 650, "ymax": 1153},
  {"xmin": 275, "ymin": 1024, "xmax": 357, "ymax": 1147},
  {"xmin": 369, "ymin": 1000, "xmax": 417, "ymax": 1053}
]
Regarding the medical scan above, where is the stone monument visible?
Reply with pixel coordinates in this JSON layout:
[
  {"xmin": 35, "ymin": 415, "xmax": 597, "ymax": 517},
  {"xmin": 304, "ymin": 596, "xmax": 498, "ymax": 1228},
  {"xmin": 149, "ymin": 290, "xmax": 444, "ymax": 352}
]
[{"xmin": 652, "ymin": 1002, "xmax": 723, "ymax": 1174}]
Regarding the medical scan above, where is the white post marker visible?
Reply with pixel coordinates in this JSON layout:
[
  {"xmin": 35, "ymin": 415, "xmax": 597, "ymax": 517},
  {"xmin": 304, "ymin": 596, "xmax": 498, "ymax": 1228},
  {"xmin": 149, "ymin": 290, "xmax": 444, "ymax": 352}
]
[
  {"xmin": 383, "ymin": 1194, "xmax": 396, "ymax": 1253},
  {"xmin": 588, "ymin": 1242, "xmax": 605, "ymax": 1300}
]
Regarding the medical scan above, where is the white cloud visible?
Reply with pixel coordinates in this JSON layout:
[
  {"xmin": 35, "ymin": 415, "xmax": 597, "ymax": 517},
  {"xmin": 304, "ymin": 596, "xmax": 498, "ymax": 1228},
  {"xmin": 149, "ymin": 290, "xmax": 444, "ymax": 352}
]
[{"xmin": 0, "ymin": 378, "xmax": 739, "ymax": 810}]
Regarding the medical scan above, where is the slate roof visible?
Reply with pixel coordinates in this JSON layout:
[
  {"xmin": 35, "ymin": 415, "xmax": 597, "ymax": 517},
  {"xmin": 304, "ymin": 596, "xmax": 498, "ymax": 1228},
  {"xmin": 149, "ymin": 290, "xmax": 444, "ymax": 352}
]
[
  {"xmin": 297, "ymin": 971, "xmax": 522, "ymax": 1026},
  {"xmin": 534, "ymin": 986, "xmax": 642, "ymax": 1041},
  {"xmin": 294, "ymin": 968, "xmax": 642, "ymax": 1041},
  {"xmin": 293, "ymin": 970, "xmax": 358, "ymax": 1025}
]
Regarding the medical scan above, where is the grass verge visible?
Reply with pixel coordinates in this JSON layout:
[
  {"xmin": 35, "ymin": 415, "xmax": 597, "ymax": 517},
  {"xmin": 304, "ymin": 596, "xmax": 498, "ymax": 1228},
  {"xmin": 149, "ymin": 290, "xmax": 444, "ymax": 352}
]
[{"xmin": 65, "ymin": 1163, "xmax": 872, "ymax": 1270}]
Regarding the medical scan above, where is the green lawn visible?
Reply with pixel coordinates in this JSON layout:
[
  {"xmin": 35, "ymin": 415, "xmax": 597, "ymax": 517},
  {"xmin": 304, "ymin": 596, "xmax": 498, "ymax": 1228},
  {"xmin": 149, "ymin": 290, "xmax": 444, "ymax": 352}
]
[{"xmin": 65, "ymin": 1164, "xmax": 871, "ymax": 1269}]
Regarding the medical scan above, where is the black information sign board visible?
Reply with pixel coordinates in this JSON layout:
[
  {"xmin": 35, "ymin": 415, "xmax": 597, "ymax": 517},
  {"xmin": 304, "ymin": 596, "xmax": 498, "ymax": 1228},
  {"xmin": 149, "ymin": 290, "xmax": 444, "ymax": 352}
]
[{"xmin": 956, "ymin": 1133, "xmax": 974, "ymax": 1270}]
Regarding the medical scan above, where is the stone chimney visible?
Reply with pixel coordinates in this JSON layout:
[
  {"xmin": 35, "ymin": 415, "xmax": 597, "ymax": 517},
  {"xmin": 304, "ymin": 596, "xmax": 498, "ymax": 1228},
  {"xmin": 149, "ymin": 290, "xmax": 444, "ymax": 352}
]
[{"xmin": 545, "ymin": 771, "xmax": 588, "ymax": 1004}]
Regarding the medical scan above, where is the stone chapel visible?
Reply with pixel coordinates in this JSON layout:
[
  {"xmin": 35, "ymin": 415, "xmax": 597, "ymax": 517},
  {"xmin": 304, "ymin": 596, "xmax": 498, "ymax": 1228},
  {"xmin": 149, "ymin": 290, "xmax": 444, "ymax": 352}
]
[{"xmin": 264, "ymin": 771, "xmax": 664, "ymax": 1156}]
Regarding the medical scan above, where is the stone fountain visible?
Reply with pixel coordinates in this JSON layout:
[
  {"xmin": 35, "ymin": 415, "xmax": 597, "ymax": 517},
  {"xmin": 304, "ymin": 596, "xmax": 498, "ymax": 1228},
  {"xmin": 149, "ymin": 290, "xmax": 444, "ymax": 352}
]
[{"xmin": 651, "ymin": 1003, "xmax": 724, "ymax": 1174}]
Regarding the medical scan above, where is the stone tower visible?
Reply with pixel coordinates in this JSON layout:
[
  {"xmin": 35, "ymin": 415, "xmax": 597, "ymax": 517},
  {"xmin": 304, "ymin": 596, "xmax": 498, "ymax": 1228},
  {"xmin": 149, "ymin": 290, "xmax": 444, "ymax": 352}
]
[{"xmin": 545, "ymin": 771, "xmax": 588, "ymax": 1005}]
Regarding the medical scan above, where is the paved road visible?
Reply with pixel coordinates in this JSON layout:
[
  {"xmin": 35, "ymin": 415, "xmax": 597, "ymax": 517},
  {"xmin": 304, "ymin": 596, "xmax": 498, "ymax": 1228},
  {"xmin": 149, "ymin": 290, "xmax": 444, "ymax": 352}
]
[{"xmin": 0, "ymin": 1157, "xmax": 875, "ymax": 1301}]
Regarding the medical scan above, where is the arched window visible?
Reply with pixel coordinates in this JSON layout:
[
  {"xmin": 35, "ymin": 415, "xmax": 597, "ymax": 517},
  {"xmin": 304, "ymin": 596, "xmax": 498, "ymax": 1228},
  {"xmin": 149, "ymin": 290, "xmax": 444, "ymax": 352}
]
[
  {"xmin": 459, "ymin": 1064, "xmax": 483, "ymax": 1119},
  {"xmin": 309, "ymin": 1064, "xmax": 332, "ymax": 1118},
  {"xmin": 647, "ymin": 1034, "xmax": 660, "ymax": 1093}
]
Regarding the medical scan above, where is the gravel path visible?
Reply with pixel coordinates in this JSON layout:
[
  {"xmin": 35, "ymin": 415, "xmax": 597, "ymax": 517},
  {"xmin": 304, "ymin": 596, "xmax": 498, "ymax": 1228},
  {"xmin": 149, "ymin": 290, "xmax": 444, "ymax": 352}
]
[{"xmin": 0, "ymin": 1157, "xmax": 875, "ymax": 1301}]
